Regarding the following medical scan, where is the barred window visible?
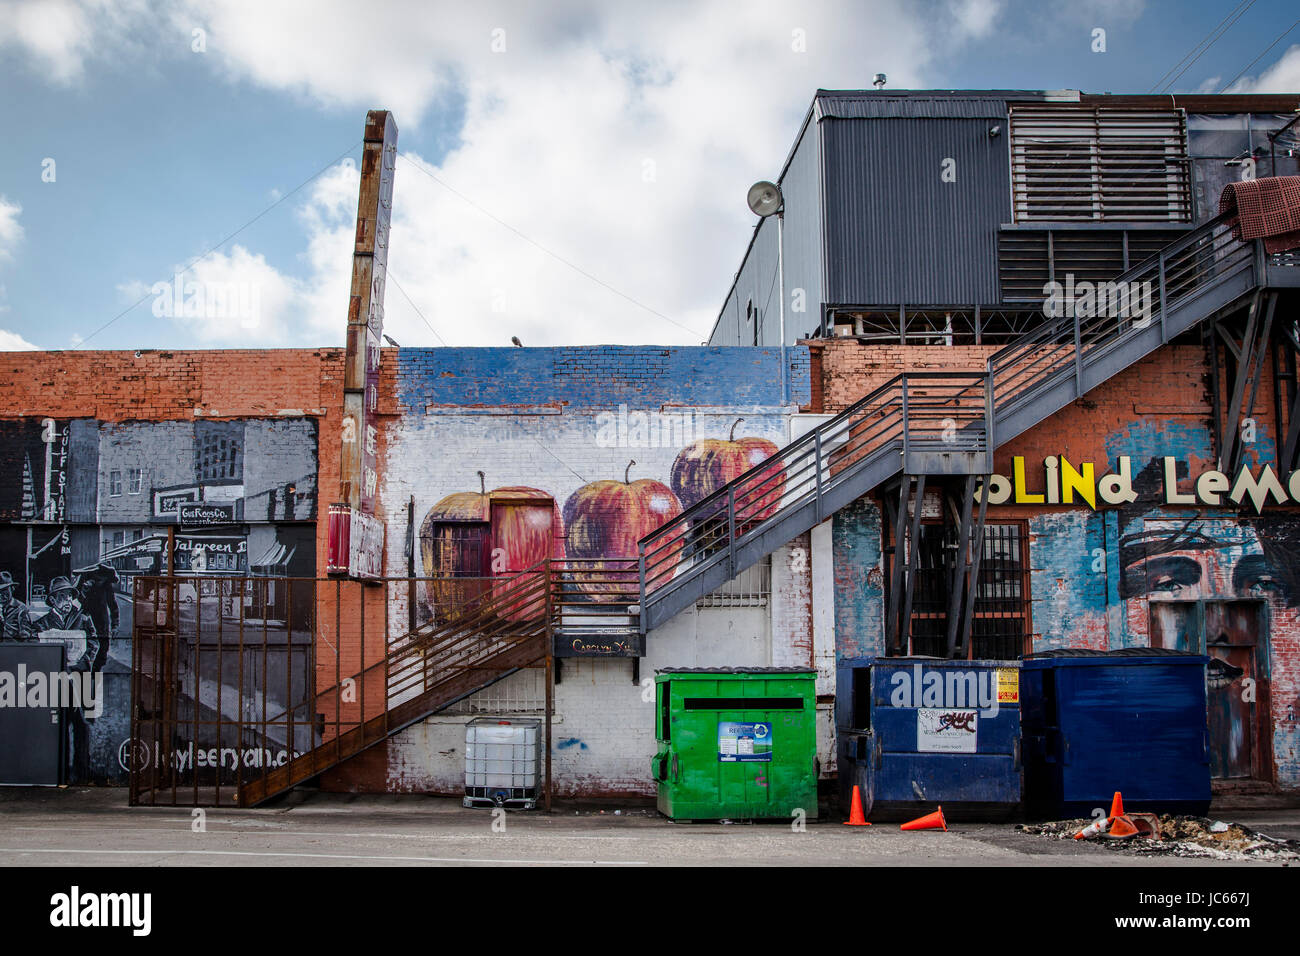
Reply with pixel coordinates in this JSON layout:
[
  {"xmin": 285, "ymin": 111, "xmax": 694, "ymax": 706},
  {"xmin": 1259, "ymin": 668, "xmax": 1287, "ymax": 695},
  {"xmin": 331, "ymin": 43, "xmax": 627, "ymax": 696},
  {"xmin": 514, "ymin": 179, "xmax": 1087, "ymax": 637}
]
[
  {"xmin": 697, "ymin": 556, "xmax": 771, "ymax": 608},
  {"xmin": 905, "ymin": 522, "xmax": 1031, "ymax": 660},
  {"xmin": 443, "ymin": 667, "xmax": 546, "ymax": 715}
]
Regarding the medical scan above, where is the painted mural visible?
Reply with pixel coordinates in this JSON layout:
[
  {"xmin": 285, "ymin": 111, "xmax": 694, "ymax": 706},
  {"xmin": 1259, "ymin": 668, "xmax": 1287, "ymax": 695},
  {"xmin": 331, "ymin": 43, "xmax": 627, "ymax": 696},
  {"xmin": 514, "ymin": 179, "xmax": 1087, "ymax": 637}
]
[
  {"xmin": 826, "ymin": 399, "xmax": 1300, "ymax": 788},
  {"xmin": 0, "ymin": 416, "xmax": 319, "ymax": 784},
  {"xmin": 377, "ymin": 345, "xmax": 804, "ymax": 796}
]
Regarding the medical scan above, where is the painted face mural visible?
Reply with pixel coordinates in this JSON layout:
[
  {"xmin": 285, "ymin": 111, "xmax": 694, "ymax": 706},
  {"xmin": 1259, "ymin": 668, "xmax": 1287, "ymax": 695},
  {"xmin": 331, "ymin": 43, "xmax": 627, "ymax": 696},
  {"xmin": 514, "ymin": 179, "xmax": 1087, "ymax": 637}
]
[{"xmin": 1116, "ymin": 488, "xmax": 1299, "ymax": 781}]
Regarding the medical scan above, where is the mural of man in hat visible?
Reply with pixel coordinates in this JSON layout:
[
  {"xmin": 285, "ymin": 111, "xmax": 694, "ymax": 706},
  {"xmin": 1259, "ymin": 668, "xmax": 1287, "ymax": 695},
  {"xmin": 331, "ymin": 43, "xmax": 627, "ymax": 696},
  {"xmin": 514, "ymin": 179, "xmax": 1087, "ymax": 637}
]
[
  {"xmin": 74, "ymin": 561, "xmax": 120, "ymax": 671},
  {"xmin": 35, "ymin": 575, "xmax": 99, "ymax": 671},
  {"xmin": 0, "ymin": 570, "xmax": 36, "ymax": 642}
]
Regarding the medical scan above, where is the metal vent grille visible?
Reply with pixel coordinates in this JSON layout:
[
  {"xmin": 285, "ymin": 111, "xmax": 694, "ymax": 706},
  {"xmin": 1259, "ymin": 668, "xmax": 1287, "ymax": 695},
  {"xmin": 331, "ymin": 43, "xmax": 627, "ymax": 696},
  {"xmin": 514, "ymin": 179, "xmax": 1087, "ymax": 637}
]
[
  {"xmin": 697, "ymin": 556, "xmax": 771, "ymax": 608},
  {"xmin": 998, "ymin": 228, "xmax": 1188, "ymax": 300},
  {"xmin": 1010, "ymin": 107, "xmax": 1192, "ymax": 223}
]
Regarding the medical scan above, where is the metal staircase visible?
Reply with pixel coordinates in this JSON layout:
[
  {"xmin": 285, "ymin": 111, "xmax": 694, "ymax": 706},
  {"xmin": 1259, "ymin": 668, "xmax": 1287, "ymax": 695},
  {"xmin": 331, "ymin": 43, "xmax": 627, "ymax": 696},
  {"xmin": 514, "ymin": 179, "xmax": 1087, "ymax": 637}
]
[
  {"xmin": 237, "ymin": 560, "xmax": 638, "ymax": 807},
  {"xmin": 638, "ymin": 211, "xmax": 1299, "ymax": 635}
]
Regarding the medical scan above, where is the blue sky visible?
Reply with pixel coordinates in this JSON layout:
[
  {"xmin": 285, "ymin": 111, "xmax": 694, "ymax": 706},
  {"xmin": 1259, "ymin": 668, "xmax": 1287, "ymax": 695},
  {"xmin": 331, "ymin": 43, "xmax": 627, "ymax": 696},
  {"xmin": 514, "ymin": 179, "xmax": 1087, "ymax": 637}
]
[{"xmin": 0, "ymin": 0, "xmax": 1297, "ymax": 352}]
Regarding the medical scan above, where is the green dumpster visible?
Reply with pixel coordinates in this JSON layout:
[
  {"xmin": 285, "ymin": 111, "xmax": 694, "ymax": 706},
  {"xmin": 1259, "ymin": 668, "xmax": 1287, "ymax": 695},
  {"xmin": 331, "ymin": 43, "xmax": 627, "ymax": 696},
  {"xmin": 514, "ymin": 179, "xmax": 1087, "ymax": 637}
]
[{"xmin": 652, "ymin": 668, "xmax": 818, "ymax": 820}]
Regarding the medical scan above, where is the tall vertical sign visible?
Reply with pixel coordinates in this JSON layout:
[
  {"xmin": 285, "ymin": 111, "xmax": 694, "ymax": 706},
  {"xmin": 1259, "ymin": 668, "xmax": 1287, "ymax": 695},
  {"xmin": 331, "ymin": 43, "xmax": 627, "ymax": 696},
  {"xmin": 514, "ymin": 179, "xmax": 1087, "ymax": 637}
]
[{"xmin": 337, "ymin": 110, "xmax": 396, "ymax": 577}]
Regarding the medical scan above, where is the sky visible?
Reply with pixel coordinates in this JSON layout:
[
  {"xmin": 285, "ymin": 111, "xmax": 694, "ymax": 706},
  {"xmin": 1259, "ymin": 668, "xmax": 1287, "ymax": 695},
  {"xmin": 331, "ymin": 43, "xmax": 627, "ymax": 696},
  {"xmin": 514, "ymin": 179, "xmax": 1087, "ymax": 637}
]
[{"xmin": 0, "ymin": 0, "xmax": 1297, "ymax": 352}]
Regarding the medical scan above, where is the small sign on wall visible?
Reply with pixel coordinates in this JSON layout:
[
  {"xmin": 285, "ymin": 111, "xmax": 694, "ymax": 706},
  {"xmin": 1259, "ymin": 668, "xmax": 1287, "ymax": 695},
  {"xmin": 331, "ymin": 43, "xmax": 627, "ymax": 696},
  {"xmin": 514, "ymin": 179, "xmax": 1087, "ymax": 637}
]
[
  {"xmin": 717, "ymin": 721, "xmax": 773, "ymax": 762},
  {"xmin": 179, "ymin": 503, "xmax": 236, "ymax": 527},
  {"xmin": 327, "ymin": 503, "xmax": 385, "ymax": 579}
]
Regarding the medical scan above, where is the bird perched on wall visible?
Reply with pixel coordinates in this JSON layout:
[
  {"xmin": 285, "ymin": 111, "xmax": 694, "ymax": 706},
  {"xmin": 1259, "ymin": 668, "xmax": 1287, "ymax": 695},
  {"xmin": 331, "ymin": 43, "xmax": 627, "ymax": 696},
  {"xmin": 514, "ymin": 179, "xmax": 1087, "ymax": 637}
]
[{"xmin": 511, "ymin": 336, "xmax": 523, "ymax": 347}]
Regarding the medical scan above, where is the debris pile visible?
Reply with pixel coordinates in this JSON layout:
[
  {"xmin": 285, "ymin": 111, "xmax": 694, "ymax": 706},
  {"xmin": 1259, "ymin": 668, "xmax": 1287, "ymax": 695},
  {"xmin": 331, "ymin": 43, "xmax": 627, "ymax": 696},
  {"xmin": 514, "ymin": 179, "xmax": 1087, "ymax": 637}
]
[{"xmin": 1020, "ymin": 815, "xmax": 1299, "ymax": 862}]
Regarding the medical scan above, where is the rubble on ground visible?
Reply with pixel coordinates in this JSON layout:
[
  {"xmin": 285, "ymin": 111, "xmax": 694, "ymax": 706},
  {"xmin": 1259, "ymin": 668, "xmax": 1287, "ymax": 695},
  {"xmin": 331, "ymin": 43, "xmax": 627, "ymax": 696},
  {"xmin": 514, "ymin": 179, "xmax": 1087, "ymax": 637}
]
[{"xmin": 1018, "ymin": 815, "xmax": 1299, "ymax": 862}]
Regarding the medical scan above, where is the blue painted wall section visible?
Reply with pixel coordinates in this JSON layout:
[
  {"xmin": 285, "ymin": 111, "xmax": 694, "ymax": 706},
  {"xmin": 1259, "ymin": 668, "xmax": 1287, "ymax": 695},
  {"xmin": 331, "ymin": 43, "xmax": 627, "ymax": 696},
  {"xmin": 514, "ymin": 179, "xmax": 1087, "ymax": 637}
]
[
  {"xmin": 832, "ymin": 498, "xmax": 885, "ymax": 660},
  {"xmin": 396, "ymin": 346, "xmax": 811, "ymax": 410}
]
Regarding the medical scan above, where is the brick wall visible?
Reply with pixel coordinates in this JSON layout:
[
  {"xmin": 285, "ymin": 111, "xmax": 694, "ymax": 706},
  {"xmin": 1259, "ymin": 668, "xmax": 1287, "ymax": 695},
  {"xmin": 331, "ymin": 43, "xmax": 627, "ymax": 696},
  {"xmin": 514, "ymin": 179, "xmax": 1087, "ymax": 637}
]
[{"xmin": 0, "ymin": 347, "xmax": 344, "ymax": 785}]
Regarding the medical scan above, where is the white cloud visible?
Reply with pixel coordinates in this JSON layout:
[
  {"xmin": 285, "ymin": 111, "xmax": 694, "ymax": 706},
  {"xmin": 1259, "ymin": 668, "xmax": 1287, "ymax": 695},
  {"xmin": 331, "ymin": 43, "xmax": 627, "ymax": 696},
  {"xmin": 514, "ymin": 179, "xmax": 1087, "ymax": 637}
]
[
  {"xmin": 0, "ymin": 327, "xmax": 39, "ymax": 350},
  {"xmin": 133, "ymin": 245, "xmax": 304, "ymax": 344},
  {"xmin": 0, "ymin": 196, "xmax": 22, "ymax": 261},
  {"xmin": 51, "ymin": 1, "xmax": 1024, "ymax": 346},
  {"xmin": 950, "ymin": 0, "xmax": 1002, "ymax": 39},
  {"xmin": 1225, "ymin": 43, "xmax": 1300, "ymax": 94},
  {"xmin": 0, "ymin": 0, "xmax": 155, "ymax": 83},
  {"xmin": 0, "ymin": 0, "xmax": 93, "ymax": 82},
  {"xmin": 176, "ymin": 0, "xmax": 955, "ymax": 346}
]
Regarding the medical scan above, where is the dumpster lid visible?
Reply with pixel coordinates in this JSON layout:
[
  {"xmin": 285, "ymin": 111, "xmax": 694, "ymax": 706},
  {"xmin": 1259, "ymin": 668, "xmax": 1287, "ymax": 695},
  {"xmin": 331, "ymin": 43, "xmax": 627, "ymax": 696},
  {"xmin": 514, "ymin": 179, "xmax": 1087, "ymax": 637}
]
[
  {"xmin": 655, "ymin": 667, "xmax": 816, "ymax": 675},
  {"xmin": 1025, "ymin": 647, "xmax": 1203, "ymax": 659}
]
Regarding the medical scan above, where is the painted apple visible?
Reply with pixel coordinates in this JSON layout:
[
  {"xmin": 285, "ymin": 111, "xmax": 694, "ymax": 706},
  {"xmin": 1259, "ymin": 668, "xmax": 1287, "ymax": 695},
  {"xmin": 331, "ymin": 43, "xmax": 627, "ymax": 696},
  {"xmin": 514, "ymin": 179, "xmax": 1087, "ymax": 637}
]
[
  {"xmin": 671, "ymin": 418, "xmax": 785, "ymax": 523},
  {"xmin": 419, "ymin": 474, "xmax": 492, "ymax": 623},
  {"xmin": 419, "ymin": 474, "xmax": 562, "ymax": 623},
  {"xmin": 563, "ymin": 461, "xmax": 684, "ymax": 600},
  {"xmin": 487, "ymin": 486, "xmax": 564, "ymax": 621}
]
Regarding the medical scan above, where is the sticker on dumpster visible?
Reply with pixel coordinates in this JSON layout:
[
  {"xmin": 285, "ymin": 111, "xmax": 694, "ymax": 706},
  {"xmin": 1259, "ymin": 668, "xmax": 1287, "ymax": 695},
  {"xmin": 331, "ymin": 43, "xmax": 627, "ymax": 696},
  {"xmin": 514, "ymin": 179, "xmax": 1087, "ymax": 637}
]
[
  {"xmin": 997, "ymin": 668, "xmax": 1019, "ymax": 704},
  {"xmin": 717, "ymin": 721, "xmax": 773, "ymax": 762},
  {"xmin": 917, "ymin": 709, "xmax": 978, "ymax": 753}
]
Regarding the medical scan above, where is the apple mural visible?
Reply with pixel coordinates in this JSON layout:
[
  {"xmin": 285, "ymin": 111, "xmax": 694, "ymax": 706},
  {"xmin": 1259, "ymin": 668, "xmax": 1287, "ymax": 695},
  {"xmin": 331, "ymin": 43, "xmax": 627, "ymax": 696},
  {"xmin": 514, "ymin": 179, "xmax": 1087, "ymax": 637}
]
[
  {"xmin": 488, "ymin": 487, "xmax": 564, "ymax": 621},
  {"xmin": 670, "ymin": 418, "xmax": 785, "ymax": 523},
  {"xmin": 419, "ymin": 473, "xmax": 562, "ymax": 623},
  {"xmin": 419, "ymin": 473, "xmax": 492, "ymax": 623},
  {"xmin": 563, "ymin": 460, "xmax": 684, "ymax": 599}
]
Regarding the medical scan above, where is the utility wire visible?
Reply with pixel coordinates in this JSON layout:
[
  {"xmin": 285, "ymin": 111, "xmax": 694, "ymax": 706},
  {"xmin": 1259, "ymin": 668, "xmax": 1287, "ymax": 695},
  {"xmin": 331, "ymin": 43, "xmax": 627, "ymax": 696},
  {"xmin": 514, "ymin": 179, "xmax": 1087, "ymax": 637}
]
[
  {"xmin": 1218, "ymin": 17, "xmax": 1300, "ymax": 91},
  {"xmin": 1152, "ymin": 0, "xmax": 1258, "ymax": 93},
  {"xmin": 396, "ymin": 151, "xmax": 705, "ymax": 340},
  {"xmin": 386, "ymin": 270, "xmax": 448, "ymax": 346},
  {"xmin": 78, "ymin": 139, "xmax": 363, "ymax": 346},
  {"xmin": 1148, "ymin": 0, "xmax": 1252, "ymax": 91}
]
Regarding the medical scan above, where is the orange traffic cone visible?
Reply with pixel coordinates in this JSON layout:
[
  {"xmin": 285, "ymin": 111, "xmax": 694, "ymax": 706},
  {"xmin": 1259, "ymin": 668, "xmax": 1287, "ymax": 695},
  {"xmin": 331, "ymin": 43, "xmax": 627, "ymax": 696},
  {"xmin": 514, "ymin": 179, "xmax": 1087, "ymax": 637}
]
[
  {"xmin": 1108, "ymin": 791, "xmax": 1124, "ymax": 820},
  {"xmin": 1073, "ymin": 817, "xmax": 1110, "ymax": 840},
  {"xmin": 900, "ymin": 806, "xmax": 947, "ymax": 831},
  {"xmin": 843, "ymin": 786, "xmax": 872, "ymax": 826},
  {"xmin": 1106, "ymin": 815, "xmax": 1139, "ymax": 839}
]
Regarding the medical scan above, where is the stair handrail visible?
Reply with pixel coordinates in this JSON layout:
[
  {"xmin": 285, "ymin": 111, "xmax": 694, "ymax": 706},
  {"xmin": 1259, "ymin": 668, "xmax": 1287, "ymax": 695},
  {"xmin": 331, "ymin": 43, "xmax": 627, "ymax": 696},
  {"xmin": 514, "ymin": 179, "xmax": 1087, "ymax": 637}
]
[
  {"xmin": 987, "ymin": 211, "xmax": 1246, "ymax": 391},
  {"xmin": 635, "ymin": 212, "xmax": 1263, "ymax": 624},
  {"xmin": 637, "ymin": 370, "xmax": 984, "ymax": 552}
]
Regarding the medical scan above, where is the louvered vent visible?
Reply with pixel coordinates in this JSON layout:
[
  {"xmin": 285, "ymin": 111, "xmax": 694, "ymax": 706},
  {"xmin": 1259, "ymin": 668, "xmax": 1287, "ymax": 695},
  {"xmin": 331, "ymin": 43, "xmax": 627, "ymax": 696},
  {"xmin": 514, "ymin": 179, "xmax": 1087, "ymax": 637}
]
[
  {"xmin": 998, "ymin": 228, "xmax": 1188, "ymax": 300},
  {"xmin": 1010, "ymin": 107, "xmax": 1192, "ymax": 223}
]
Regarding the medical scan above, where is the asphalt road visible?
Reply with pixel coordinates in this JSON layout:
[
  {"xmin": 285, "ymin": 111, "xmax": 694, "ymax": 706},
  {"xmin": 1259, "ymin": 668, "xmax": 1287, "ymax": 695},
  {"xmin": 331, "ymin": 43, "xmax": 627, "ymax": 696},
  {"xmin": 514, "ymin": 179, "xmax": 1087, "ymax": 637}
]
[{"xmin": 1, "ymin": 789, "xmax": 1297, "ymax": 866}]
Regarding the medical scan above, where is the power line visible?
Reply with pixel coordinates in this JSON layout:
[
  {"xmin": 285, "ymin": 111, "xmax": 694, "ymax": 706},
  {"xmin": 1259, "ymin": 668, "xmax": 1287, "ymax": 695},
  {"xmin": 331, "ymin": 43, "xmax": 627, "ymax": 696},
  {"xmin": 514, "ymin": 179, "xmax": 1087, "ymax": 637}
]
[
  {"xmin": 1218, "ymin": 16, "xmax": 1300, "ymax": 91},
  {"xmin": 396, "ymin": 151, "xmax": 705, "ymax": 340},
  {"xmin": 78, "ymin": 139, "xmax": 363, "ymax": 346},
  {"xmin": 1153, "ymin": 0, "xmax": 1258, "ymax": 94},
  {"xmin": 1154, "ymin": 0, "xmax": 1253, "ymax": 93},
  {"xmin": 385, "ymin": 270, "xmax": 448, "ymax": 346}
]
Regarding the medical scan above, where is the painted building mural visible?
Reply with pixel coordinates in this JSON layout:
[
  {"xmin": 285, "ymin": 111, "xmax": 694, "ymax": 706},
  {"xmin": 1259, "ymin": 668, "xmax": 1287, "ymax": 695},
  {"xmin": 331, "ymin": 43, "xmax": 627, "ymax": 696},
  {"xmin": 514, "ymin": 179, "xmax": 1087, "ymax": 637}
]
[
  {"xmin": 356, "ymin": 345, "xmax": 815, "ymax": 795},
  {"xmin": 823, "ymin": 344, "xmax": 1300, "ymax": 790},
  {"xmin": 0, "ymin": 417, "xmax": 319, "ymax": 783}
]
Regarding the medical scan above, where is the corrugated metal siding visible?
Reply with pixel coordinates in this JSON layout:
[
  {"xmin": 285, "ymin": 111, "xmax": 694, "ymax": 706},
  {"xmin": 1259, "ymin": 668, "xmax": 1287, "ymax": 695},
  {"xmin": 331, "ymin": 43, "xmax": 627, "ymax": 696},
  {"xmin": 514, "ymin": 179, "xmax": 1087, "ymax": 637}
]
[
  {"xmin": 776, "ymin": 117, "xmax": 823, "ymax": 343},
  {"xmin": 716, "ymin": 214, "xmax": 779, "ymax": 346},
  {"xmin": 822, "ymin": 117, "xmax": 1010, "ymax": 306},
  {"xmin": 815, "ymin": 92, "xmax": 1027, "ymax": 120}
]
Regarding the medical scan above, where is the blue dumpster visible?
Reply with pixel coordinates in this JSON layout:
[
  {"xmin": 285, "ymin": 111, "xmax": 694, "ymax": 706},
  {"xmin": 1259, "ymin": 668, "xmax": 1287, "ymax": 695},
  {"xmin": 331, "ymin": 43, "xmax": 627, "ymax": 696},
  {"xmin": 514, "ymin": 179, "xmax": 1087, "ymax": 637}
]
[
  {"xmin": 1020, "ymin": 649, "xmax": 1211, "ymax": 819},
  {"xmin": 836, "ymin": 657, "xmax": 1022, "ymax": 820}
]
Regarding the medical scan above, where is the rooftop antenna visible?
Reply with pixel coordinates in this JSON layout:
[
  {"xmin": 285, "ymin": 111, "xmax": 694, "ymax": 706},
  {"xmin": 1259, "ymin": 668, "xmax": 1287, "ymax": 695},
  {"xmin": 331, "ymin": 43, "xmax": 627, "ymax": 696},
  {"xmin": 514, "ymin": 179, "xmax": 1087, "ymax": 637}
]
[{"xmin": 873, "ymin": 73, "xmax": 886, "ymax": 89}]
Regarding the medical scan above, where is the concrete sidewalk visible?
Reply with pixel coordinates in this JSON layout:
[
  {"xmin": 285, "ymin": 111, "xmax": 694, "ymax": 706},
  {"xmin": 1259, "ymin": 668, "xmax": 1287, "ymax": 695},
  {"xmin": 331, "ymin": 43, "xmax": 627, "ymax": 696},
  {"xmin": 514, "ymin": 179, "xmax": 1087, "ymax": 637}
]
[{"xmin": 1, "ymin": 788, "xmax": 1296, "ymax": 866}]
